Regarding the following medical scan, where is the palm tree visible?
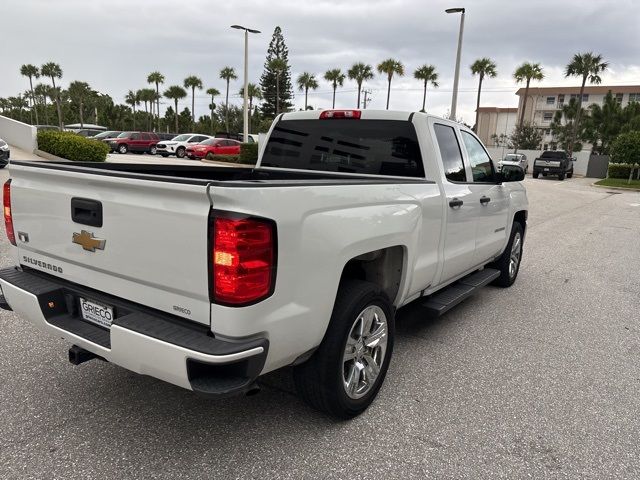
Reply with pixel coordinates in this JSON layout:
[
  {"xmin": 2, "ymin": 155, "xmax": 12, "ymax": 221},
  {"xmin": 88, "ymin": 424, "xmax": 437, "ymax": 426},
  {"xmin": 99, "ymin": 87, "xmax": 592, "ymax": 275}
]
[
  {"xmin": 41, "ymin": 62, "xmax": 64, "ymax": 129},
  {"xmin": 219, "ymin": 67, "xmax": 237, "ymax": 132},
  {"xmin": 138, "ymin": 88, "xmax": 156, "ymax": 131},
  {"xmin": 183, "ymin": 75, "xmax": 203, "ymax": 125},
  {"xmin": 513, "ymin": 62, "xmax": 544, "ymax": 127},
  {"xmin": 67, "ymin": 81, "xmax": 92, "ymax": 127},
  {"xmin": 164, "ymin": 86, "xmax": 187, "ymax": 133},
  {"xmin": 20, "ymin": 64, "xmax": 40, "ymax": 125},
  {"xmin": 297, "ymin": 72, "xmax": 319, "ymax": 110},
  {"xmin": 147, "ymin": 71, "xmax": 165, "ymax": 129},
  {"xmin": 125, "ymin": 90, "xmax": 140, "ymax": 129},
  {"xmin": 413, "ymin": 65, "xmax": 439, "ymax": 112},
  {"xmin": 565, "ymin": 52, "xmax": 609, "ymax": 154},
  {"xmin": 34, "ymin": 84, "xmax": 50, "ymax": 125},
  {"xmin": 268, "ymin": 59, "xmax": 286, "ymax": 116},
  {"xmin": 377, "ymin": 59, "xmax": 404, "ymax": 110},
  {"xmin": 206, "ymin": 87, "xmax": 220, "ymax": 134},
  {"xmin": 238, "ymin": 83, "xmax": 262, "ymax": 133},
  {"xmin": 324, "ymin": 68, "xmax": 345, "ymax": 109},
  {"xmin": 470, "ymin": 58, "xmax": 498, "ymax": 131},
  {"xmin": 347, "ymin": 63, "xmax": 374, "ymax": 108}
]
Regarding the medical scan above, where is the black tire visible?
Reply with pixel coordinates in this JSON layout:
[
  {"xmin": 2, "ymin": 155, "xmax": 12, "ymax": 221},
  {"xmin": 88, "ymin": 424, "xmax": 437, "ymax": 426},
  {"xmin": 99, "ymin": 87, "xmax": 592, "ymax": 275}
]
[
  {"xmin": 117, "ymin": 144, "xmax": 128, "ymax": 154},
  {"xmin": 176, "ymin": 147, "xmax": 186, "ymax": 158},
  {"xmin": 542, "ymin": 173, "xmax": 548, "ymax": 177},
  {"xmin": 293, "ymin": 280, "xmax": 395, "ymax": 419},
  {"xmin": 567, "ymin": 171, "xmax": 573, "ymax": 179},
  {"xmin": 489, "ymin": 222, "xmax": 524, "ymax": 288},
  {"xmin": 533, "ymin": 171, "xmax": 539, "ymax": 178},
  {"xmin": 160, "ymin": 153, "xmax": 169, "ymax": 158},
  {"xmin": 149, "ymin": 145, "xmax": 157, "ymax": 155},
  {"xmin": 558, "ymin": 172, "xmax": 565, "ymax": 181}
]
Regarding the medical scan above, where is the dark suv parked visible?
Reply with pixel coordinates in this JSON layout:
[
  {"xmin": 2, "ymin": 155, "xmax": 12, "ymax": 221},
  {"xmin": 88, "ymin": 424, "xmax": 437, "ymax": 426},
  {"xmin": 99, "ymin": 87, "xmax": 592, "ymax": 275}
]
[
  {"xmin": 532, "ymin": 151, "xmax": 574, "ymax": 180},
  {"xmin": 107, "ymin": 132, "xmax": 159, "ymax": 154}
]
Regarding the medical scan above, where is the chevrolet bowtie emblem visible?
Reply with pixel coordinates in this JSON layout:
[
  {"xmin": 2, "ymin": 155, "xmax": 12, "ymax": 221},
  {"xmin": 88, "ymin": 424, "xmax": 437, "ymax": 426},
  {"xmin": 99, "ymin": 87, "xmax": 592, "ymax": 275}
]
[{"xmin": 72, "ymin": 230, "xmax": 106, "ymax": 252}]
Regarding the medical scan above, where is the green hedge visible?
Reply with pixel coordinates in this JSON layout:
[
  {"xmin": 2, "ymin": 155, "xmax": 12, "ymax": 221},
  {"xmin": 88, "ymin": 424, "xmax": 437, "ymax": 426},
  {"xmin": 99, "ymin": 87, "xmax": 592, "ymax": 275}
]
[
  {"xmin": 38, "ymin": 130, "xmax": 109, "ymax": 162},
  {"xmin": 610, "ymin": 131, "xmax": 640, "ymax": 164},
  {"xmin": 607, "ymin": 163, "xmax": 639, "ymax": 179},
  {"xmin": 239, "ymin": 142, "xmax": 259, "ymax": 164},
  {"xmin": 204, "ymin": 153, "xmax": 240, "ymax": 163}
]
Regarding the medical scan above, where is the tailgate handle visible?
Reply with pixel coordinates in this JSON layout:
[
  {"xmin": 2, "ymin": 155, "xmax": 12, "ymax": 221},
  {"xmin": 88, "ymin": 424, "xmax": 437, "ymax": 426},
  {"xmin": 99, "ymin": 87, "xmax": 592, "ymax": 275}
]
[{"xmin": 71, "ymin": 198, "xmax": 103, "ymax": 227}]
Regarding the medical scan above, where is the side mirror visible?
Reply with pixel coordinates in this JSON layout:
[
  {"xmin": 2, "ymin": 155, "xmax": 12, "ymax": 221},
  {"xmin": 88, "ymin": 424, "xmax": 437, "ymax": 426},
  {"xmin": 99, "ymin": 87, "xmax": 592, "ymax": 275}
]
[
  {"xmin": 571, "ymin": 157, "xmax": 577, "ymax": 162},
  {"xmin": 499, "ymin": 164, "xmax": 525, "ymax": 182}
]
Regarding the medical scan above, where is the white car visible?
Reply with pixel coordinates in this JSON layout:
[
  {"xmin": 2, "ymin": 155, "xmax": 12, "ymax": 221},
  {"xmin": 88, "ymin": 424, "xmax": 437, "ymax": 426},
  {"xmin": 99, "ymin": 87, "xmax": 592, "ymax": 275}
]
[
  {"xmin": 156, "ymin": 133, "xmax": 212, "ymax": 158},
  {"xmin": 498, "ymin": 153, "xmax": 528, "ymax": 174},
  {"xmin": 1, "ymin": 109, "xmax": 528, "ymax": 418}
]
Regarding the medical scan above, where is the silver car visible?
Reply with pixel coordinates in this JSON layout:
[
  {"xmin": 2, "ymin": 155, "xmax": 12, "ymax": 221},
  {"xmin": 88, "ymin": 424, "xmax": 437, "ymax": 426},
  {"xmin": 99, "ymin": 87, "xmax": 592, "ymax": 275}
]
[{"xmin": 499, "ymin": 153, "xmax": 528, "ymax": 174}]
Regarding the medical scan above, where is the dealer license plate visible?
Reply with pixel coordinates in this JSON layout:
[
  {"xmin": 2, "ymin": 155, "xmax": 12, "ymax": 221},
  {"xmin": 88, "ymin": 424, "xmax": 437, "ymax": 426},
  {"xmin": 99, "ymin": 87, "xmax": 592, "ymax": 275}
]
[{"xmin": 79, "ymin": 297, "xmax": 114, "ymax": 329}]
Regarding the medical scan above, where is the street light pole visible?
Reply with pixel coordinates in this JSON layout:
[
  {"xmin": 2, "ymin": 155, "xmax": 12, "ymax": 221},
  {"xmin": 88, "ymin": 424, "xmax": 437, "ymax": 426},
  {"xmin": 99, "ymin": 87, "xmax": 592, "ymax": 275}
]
[
  {"xmin": 446, "ymin": 7, "xmax": 465, "ymax": 121},
  {"xmin": 231, "ymin": 25, "xmax": 260, "ymax": 143}
]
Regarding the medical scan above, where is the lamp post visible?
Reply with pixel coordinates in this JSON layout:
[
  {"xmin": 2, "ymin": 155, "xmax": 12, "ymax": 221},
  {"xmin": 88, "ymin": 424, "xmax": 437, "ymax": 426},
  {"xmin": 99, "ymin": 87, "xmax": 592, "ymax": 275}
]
[
  {"xmin": 231, "ymin": 24, "xmax": 260, "ymax": 143},
  {"xmin": 446, "ymin": 7, "xmax": 465, "ymax": 121}
]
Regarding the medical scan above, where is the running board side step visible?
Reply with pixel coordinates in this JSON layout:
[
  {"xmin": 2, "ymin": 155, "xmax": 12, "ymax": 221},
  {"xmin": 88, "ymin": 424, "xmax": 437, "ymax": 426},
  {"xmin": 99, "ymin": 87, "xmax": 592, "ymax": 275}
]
[{"xmin": 421, "ymin": 268, "xmax": 500, "ymax": 317}]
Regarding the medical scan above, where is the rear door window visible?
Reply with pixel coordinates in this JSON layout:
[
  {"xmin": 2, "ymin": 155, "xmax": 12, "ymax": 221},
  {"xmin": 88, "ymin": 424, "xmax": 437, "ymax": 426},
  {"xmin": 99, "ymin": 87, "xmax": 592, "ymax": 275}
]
[
  {"xmin": 261, "ymin": 119, "xmax": 425, "ymax": 177},
  {"xmin": 433, "ymin": 124, "xmax": 466, "ymax": 182}
]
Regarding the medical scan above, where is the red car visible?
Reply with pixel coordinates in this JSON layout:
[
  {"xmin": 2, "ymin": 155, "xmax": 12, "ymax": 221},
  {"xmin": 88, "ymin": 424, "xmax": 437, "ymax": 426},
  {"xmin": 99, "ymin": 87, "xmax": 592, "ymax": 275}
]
[
  {"xmin": 186, "ymin": 138, "xmax": 242, "ymax": 159},
  {"xmin": 106, "ymin": 132, "xmax": 159, "ymax": 155}
]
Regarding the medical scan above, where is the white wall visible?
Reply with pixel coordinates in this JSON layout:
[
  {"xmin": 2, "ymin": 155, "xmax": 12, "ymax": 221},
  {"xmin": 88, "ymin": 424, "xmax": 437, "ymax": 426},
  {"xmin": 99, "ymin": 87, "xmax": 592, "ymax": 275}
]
[
  {"xmin": 486, "ymin": 147, "xmax": 590, "ymax": 176},
  {"xmin": 0, "ymin": 115, "xmax": 37, "ymax": 153}
]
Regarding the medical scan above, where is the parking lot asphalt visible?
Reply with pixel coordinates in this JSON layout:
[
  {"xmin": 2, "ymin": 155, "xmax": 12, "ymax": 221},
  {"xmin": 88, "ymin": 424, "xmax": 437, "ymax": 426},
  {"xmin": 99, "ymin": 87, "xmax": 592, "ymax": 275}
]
[{"xmin": 1, "ymin": 171, "xmax": 639, "ymax": 479}]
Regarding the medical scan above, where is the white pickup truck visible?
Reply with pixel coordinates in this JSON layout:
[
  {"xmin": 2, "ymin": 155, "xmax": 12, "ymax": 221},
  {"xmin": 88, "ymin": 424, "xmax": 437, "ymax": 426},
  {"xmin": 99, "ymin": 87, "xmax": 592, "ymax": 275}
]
[{"xmin": 0, "ymin": 110, "xmax": 528, "ymax": 418}]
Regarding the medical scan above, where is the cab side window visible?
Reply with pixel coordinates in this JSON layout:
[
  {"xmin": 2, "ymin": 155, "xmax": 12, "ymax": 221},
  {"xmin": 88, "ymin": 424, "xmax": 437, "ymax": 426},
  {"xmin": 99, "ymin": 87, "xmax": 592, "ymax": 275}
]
[
  {"xmin": 461, "ymin": 131, "xmax": 495, "ymax": 183},
  {"xmin": 434, "ymin": 124, "xmax": 466, "ymax": 182}
]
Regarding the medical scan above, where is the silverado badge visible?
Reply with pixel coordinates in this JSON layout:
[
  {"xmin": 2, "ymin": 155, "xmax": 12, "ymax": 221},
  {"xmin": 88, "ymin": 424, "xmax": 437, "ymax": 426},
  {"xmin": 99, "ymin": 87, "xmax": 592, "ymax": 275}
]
[{"xmin": 72, "ymin": 230, "xmax": 106, "ymax": 252}]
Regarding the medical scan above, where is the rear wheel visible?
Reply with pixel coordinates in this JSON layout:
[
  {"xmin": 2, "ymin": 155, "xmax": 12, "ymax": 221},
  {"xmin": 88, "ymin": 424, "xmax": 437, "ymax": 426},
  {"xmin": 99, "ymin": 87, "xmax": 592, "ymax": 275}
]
[
  {"xmin": 118, "ymin": 144, "xmax": 128, "ymax": 154},
  {"xmin": 149, "ymin": 145, "xmax": 157, "ymax": 155},
  {"xmin": 567, "ymin": 171, "xmax": 573, "ymax": 179},
  {"xmin": 490, "ymin": 221, "xmax": 524, "ymax": 288},
  {"xmin": 176, "ymin": 147, "xmax": 186, "ymax": 158},
  {"xmin": 294, "ymin": 280, "xmax": 394, "ymax": 419}
]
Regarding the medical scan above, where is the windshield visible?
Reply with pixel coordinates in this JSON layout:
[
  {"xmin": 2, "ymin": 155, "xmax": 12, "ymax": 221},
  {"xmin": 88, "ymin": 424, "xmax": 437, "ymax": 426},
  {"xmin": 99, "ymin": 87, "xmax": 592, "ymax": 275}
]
[
  {"xmin": 504, "ymin": 154, "xmax": 521, "ymax": 161},
  {"xmin": 541, "ymin": 151, "xmax": 566, "ymax": 159},
  {"xmin": 172, "ymin": 134, "xmax": 191, "ymax": 142},
  {"xmin": 117, "ymin": 132, "xmax": 132, "ymax": 138},
  {"xmin": 261, "ymin": 119, "xmax": 424, "ymax": 177}
]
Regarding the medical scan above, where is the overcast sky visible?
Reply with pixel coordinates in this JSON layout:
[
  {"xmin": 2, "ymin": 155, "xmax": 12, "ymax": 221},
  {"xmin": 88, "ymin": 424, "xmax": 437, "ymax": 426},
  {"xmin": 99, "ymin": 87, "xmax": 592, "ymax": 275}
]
[{"xmin": 2, "ymin": 0, "xmax": 639, "ymax": 125}]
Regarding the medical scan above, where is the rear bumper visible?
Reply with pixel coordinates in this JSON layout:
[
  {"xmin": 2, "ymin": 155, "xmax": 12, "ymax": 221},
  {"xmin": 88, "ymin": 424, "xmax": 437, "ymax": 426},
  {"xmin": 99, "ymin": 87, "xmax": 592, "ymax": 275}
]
[
  {"xmin": 534, "ymin": 165, "xmax": 565, "ymax": 174},
  {"xmin": 0, "ymin": 266, "xmax": 268, "ymax": 397}
]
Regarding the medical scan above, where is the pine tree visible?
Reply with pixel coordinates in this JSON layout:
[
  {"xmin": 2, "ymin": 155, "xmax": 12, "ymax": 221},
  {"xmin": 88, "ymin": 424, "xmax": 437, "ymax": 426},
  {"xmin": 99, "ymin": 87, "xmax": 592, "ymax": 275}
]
[{"xmin": 260, "ymin": 26, "xmax": 293, "ymax": 118}]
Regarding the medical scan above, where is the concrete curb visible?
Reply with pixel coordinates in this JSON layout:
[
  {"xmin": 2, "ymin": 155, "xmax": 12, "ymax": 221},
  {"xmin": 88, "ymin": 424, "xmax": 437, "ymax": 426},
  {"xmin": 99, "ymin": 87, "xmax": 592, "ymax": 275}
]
[
  {"xmin": 591, "ymin": 182, "xmax": 640, "ymax": 192},
  {"xmin": 35, "ymin": 149, "xmax": 71, "ymax": 162}
]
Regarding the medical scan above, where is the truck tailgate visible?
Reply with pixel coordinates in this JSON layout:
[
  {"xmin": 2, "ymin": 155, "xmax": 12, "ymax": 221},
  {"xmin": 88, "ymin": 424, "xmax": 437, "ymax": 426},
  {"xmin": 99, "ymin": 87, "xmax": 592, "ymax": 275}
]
[{"xmin": 8, "ymin": 163, "xmax": 212, "ymax": 326}]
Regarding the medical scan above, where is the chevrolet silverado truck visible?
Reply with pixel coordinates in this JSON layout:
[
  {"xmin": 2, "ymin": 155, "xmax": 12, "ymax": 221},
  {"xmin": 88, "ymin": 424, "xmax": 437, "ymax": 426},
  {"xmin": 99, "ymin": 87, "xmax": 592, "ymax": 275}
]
[
  {"xmin": 0, "ymin": 110, "xmax": 527, "ymax": 418},
  {"xmin": 532, "ymin": 150, "xmax": 574, "ymax": 180}
]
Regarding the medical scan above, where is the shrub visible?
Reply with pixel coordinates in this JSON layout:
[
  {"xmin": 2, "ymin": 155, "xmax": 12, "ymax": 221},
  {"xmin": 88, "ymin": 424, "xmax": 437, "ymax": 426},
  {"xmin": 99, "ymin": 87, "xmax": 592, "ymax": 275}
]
[
  {"xmin": 610, "ymin": 131, "xmax": 640, "ymax": 165},
  {"xmin": 239, "ymin": 142, "xmax": 259, "ymax": 164},
  {"xmin": 37, "ymin": 130, "xmax": 109, "ymax": 162},
  {"xmin": 204, "ymin": 153, "xmax": 240, "ymax": 163},
  {"xmin": 607, "ymin": 163, "xmax": 640, "ymax": 179}
]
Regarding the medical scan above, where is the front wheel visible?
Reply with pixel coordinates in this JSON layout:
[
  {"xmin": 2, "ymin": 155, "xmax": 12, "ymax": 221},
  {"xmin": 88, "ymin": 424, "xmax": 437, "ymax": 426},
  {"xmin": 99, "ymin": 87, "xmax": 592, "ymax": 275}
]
[
  {"xmin": 533, "ymin": 171, "xmax": 539, "ymax": 178},
  {"xmin": 176, "ymin": 147, "xmax": 186, "ymax": 158},
  {"xmin": 490, "ymin": 221, "xmax": 524, "ymax": 288},
  {"xmin": 567, "ymin": 171, "xmax": 573, "ymax": 179},
  {"xmin": 558, "ymin": 172, "xmax": 565, "ymax": 181},
  {"xmin": 294, "ymin": 280, "xmax": 395, "ymax": 419}
]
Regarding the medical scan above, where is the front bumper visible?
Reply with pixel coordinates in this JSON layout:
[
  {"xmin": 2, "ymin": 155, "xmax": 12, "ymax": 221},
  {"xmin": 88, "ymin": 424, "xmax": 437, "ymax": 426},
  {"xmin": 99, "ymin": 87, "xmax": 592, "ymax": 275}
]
[
  {"xmin": 0, "ymin": 267, "xmax": 268, "ymax": 397},
  {"xmin": 156, "ymin": 144, "xmax": 177, "ymax": 155}
]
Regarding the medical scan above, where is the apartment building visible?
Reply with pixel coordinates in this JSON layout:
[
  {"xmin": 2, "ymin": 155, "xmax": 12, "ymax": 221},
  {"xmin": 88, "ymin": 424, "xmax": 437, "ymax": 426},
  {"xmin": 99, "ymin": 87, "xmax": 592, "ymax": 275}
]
[
  {"xmin": 477, "ymin": 85, "xmax": 640, "ymax": 150},
  {"xmin": 516, "ymin": 85, "xmax": 640, "ymax": 149}
]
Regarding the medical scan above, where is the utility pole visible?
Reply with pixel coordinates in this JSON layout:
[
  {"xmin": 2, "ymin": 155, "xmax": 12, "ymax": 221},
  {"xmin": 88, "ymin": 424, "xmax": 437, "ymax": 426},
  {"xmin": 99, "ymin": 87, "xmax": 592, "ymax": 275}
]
[{"xmin": 362, "ymin": 89, "xmax": 372, "ymax": 109}]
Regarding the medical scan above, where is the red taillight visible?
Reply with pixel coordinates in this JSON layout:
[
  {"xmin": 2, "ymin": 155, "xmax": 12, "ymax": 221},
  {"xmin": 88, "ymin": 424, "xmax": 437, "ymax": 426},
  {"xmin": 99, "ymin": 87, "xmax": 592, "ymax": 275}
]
[
  {"xmin": 212, "ymin": 216, "xmax": 275, "ymax": 305},
  {"xmin": 3, "ymin": 179, "xmax": 15, "ymax": 246},
  {"xmin": 319, "ymin": 110, "xmax": 361, "ymax": 119}
]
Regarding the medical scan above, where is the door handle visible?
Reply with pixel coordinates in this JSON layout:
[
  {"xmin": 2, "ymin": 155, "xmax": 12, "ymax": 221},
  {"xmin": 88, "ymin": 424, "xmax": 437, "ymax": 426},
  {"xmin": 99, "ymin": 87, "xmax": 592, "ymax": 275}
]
[
  {"xmin": 449, "ymin": 198, "xmax": 464, "ymax": 208},
  {"xmin": 480, "ymin": 196, "xmax": 491, "ymax": 205},
  {"xmin": 71, "ymin": 197, "xmax": 103, "ymax": 227}
]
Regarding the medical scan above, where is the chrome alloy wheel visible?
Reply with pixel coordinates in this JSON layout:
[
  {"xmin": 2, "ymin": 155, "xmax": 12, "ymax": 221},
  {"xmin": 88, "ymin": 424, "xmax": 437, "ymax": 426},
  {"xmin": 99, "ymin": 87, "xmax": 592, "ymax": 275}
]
[
  {"xmin": 509, "ymin": 231, "xmax": 522, "ymax": 279},
  {"xmin": 342, "ymin": 305, "xmax": 388, "ymax": 399}
]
